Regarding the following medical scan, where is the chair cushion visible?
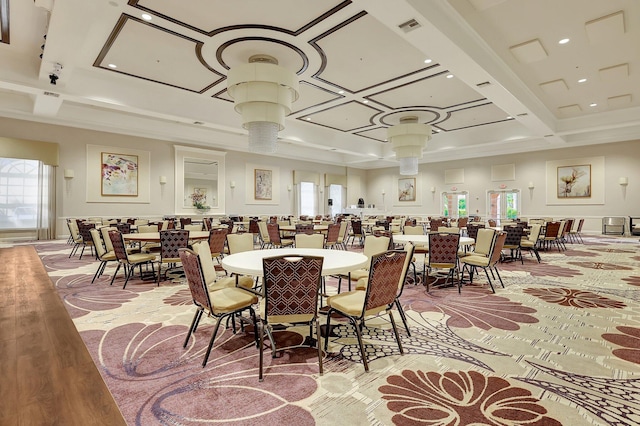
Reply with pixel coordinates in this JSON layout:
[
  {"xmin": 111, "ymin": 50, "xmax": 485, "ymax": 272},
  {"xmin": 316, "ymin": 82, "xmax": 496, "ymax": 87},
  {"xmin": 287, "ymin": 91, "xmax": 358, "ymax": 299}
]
[
  {"xmin": 128, "ymin": 253, "xmax": 156, "ymax": 264},
  {"xmin": 349, "ymin": 269, "xmax": 369, "ymax": 281},
  {"xmin": 209, "ymin": 276, "xmax": 254, "ymax": 291},
  {"xmin": 461, "ymin": 255, "xmax": 490, "ymax": 267},
  {"xmin": 210, "ymin": 288, "xmax": 258, "ymax": 315},
  {"xmin": 327, "ymin": 290, "xmax": 365, "ymax": 316},
  {"xmin": 355, "ymin": 277, "xmax": 368, "ymax": 291}
]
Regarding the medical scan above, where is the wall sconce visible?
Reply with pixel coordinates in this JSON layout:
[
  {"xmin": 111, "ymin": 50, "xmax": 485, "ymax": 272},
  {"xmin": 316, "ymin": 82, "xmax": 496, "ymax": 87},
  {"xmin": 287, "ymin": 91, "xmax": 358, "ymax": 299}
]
[
  {"xmin": 381, "ymin": 189, "xmax": 386, "ymax": 196},
  {"xmin": 64, "ymin": 169, "xmax": 74, "ymax": 179},
  {"xmin": 619, "ymin": 177, "xmax": 629, "ymax": 186},
  {"xmin": 229, "ymin": 181, "xmax": 236, "ymax": 189},
  {"xmin": 430, "ymin": 186, "xmax": 436, "ymax": 193},
  {"xmin": 287, "ymin": 184, "xmax": 292, "ymax": 191},
  {"xmin": 528, "ymin": 182, "xmax": 535, "ymax": 189},
  {"xmin": 159, "ymin": 176, "xmax": 167, "ymax": 184}
]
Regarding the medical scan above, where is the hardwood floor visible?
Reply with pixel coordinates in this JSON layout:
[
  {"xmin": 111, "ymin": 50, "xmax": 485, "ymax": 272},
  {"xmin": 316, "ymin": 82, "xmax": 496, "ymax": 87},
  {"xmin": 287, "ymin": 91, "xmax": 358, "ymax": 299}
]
[{"xmin": 0, "ymin": 245, "xmax": 126, "ymax": 425}]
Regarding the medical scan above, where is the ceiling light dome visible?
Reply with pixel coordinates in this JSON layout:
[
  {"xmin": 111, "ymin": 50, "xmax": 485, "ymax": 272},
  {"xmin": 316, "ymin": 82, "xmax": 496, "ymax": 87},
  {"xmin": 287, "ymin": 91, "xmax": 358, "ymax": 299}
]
[
  {"xmin": 227, "ymin": 55, "xmax": 299, "ymax": 153},
  {"xmin": 387, "ymin": 116, "xmax": 431, "ymax": 176}
]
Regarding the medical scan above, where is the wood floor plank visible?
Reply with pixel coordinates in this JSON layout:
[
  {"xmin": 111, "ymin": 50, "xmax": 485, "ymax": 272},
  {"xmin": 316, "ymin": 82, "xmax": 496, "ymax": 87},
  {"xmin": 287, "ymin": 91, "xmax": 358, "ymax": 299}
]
[{"xmin": 2, "ymin": 244, "xmax": 126, "ymax": 425}]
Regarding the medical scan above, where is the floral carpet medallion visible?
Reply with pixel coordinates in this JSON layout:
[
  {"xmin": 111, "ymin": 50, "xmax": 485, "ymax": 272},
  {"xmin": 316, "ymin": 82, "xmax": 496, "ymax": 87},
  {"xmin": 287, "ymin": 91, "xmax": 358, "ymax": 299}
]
[{"xmin": 33, "ymin": 235, "xmax": 640, "ymax": 425}]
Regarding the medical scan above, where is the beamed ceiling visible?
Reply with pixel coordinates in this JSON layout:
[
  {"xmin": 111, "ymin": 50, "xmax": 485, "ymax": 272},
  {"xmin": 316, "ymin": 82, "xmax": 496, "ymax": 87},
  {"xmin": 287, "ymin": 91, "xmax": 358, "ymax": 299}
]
[{"xmin": 0, "ymin": 0, "xmax": 638, "ymax": 168}]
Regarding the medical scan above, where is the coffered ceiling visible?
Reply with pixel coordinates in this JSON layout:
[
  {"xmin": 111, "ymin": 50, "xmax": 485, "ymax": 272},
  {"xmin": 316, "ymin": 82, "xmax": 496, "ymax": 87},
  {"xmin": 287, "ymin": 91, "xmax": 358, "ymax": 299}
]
[{"xmin": 0, "ymin": 0, "xmax": 638, "ymax": 169}]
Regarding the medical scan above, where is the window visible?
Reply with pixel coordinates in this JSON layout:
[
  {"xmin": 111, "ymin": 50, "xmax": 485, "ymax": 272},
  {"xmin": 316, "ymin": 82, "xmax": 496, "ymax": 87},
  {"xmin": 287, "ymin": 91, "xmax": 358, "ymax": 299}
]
[
  {"xmin": 299, "ymin": 181, "xmax": 316, "ymax": 216},
  {"xmin": 441, "ymin": 191, "xmax": 468, "ymax": 218},
  {"xmin": 328, "ymin": 184, "xmax": 343, "ymax": 218},
  {"xmin": 487, "ymin": 189, "xmax": 520, "ymax": 223},
  {"xmin": 0, "ymin": 158, "xmax": 43, "ymax": 229}
]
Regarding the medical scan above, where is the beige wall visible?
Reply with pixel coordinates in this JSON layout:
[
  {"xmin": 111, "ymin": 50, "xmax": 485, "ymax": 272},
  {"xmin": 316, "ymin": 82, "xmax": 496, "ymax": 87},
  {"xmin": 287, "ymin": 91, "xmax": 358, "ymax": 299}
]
[{"xmin": 0, "ymin": 116, "xmax": 638, "ymax": 237}]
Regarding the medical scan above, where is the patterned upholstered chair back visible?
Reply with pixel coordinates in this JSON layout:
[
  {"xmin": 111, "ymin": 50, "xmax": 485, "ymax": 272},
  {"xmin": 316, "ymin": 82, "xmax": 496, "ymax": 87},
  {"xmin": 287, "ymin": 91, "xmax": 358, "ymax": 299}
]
[
  {"xmin": 295, "ymin": 224, "xmax": 315, "ymax": 235},
  {"xmin": 428, "ymin": 233, "xmax": 460, "ymax": 267},
  {"xmin": 179, "ymin": 217, "xmax": 192, "ymax": 228},
  {"xmin": 159, "ymin": 230, "xmax": 190, "ymax": 261},
  {"xmin": 208, "ymin": 228, "xmax": 228, "ymax": 256},
  {"xmin": 249, "ymin": 219, "xmax": 260, "ymax": 234},
  {"xmin": 544, "ymin": 221, "xmax": 561, "ymax": 238},
  {"xmin": 203, "ymin": 217, "xmax": 212, "ymax": 231},
  {"xmin": 179, "ymin": 248, "xmax": 213, "ymax": 312},
  {"xmin": 457, "ymin": 217, "xmax": 469, "ymax": 228},
  {"xmin": 325, "ymin": 223, "xmax": 340, "ymax": 245},
  {"xmin": 262, "ymin": 255, "xmax": 324, "ymax": 322},
  {"xmin": 116, "ymin": 222, "xmax": 131, "ymax": 234},
  {"xmin": 78, "ymin": 222, "xmax": 96, "ymax": 244},
  {"xmin": 108, "ymin": 230, "xmax": 128, "ymax": 262},
  {"xmin": 503, "ymin": 225, "xmax": 523, "ymax": 248},
  {"xmin": 466, "ymin": 223, "xmax": 484, "ymax": 241},
  {"xmin": 429, "ymin": 218, "xmax": 443, "ymax": 230},
  {"xmin": 267, "ymin": 223, "xmax": 283, "ymax": 245},
  {"xmin": 364, "ymin": 250, "xmax": 408, "ymax": 313}
]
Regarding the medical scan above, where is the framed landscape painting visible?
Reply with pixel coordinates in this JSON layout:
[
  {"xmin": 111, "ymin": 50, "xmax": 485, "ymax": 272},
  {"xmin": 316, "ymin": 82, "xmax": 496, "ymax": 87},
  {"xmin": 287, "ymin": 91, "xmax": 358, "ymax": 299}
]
[
  {"xmin": 101, "ymin": 152, "xmax": 138, "ymax": 196},
  {"xmin": 254, "ymin": 168, "xmax": 273, "ymax": 200},
  {"xmin": 557, "ymin": 164, "xmax": 591, "ymax": 198}
]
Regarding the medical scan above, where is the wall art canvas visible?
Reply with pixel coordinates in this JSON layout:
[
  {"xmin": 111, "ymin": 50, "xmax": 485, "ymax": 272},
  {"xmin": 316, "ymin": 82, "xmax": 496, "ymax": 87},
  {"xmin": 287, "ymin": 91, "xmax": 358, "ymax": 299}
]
[
  {"xmin": 255, "ymin": 169, "xmax": 273, "ymax": 200},
  {"xmin": 557, "ymin": 164, "xmax": 591, "ymax": 198},
  {"xmin": 101, "ymin": 152, "xmax": 138, "ymax": 196},
  {"xmin": 398, "ymin": 178, "xmax": 416, "ymax": 201}
]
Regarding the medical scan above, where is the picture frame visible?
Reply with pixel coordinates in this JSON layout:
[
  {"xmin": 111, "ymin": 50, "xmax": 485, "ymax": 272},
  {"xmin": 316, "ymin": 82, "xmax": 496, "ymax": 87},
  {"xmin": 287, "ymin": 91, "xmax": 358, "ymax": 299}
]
[
  {"xmin": 398, "ymin": 177, "xmax": 416, "ymax": 201},
  {"xmin": 557, "ymin": 164, "xmax": 591, "ymax": 198},
  {"xmin": 101, "ymin": 152, "xmax": 138, "ymax": 196},
  {"xmin": 254, "ymin": 168, "xmax": 273, "ymax": 200}
]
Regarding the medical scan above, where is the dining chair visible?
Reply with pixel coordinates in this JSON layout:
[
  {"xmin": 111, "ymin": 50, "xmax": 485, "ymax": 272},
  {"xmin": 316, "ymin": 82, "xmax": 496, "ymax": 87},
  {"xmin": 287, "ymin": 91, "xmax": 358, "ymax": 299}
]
[
  {"xmin": 426, "ymin": 233, "xmax": 460, "ymax": 292},
  {"xmin": 191, "ymin": 240, "xmax": 254, "ymax": 291},
  {"xmin": 259, "ymin": 254, "xmax": 324, "ymax": 381},
  {"xmin": 108, "ymin": 230, "xmax": 158, "ymax": 289},
  {"xmin": 295, "ymin": 223, "xmax": 315, "ymax": 235},
  {"xmin": 337, "ymin": 234, "xmax": 390, "ymax": 293},
  {"xmin": 502, "ymin": 225, "xmax": 524, "ymax": 263},
  {"xmin": 179, "ymin": 248, "xmax": 258, "ymax": 368},
  {"xmin": 347, "ymin": 220, "xmax": 364, "ymax": 247},
  {"xmin": 266, "ymin": 223, "xmax": 294, "ymax": 248},
  {"xmin": 208, "ymin": 228, "xmax": 229, "ymax": 262},
  {"xmin": 460, "ymin": 231, "xmax": 507, "ymax": 293},
  {"xmin": 570, "ymin": 218, "xmax": 585, "ymax": 243},
  {"xmin": 295, "ymin": 233, "xmax": 325, "ymax": 248},
  {"xmin": 323, "ymin": 223, "xmax": 341, "ymax": 249},
  {"xmin": 67, "ymin": 219, "xmax": 83, "ymax": 258},
  {"xmin": 257, "ymin": 221, "xmax": 271, "ymax": 248},
  {"xmin": 77, "ymin": 222, "xmax": 96, "ymax": 260},
  {"xmin": 324, "ymin": 250, "xmax": 408, "ymax": 372},
  {"xmin": 355, "ymin": 243, "xmax": 415, "ymax": 336},
  {"xmin": 157, "ymin": 229, "xmax": 190, "ymax": 284},
  {"xmin": 542, "ymin": 221, "xmax": 561, "ymax": 251},
  {"xmin": 335, "ymin": 220, "xmax": 349, "ymax": 250},
  {"xmin": 520, "ymin": 224, "xmax": 542, "ymax": 262},
  {"xmin": 89, "ymin": 228, "xmax": 116, "ymax": 283}
]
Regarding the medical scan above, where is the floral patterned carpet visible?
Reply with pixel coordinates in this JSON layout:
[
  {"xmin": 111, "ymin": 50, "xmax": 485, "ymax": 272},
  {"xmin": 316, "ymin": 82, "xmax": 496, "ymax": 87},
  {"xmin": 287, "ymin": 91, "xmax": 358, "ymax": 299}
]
[{"xmin": 34, "ymin": 234, "xmax": 640, "ymax": 425}]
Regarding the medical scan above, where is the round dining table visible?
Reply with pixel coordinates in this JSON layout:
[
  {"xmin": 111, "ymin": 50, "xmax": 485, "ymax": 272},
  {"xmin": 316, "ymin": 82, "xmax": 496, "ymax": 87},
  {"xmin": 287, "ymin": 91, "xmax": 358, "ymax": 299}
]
[{"xmin": 221, "ymin": 248, "xmax": 368, "ymax": 277}]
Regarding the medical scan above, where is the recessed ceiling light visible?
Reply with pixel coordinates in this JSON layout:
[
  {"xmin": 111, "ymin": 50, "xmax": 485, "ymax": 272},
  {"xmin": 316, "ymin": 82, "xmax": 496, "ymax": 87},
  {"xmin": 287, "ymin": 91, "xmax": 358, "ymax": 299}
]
[
  {"xmin": 424, "ymin": 59, "xmax": 432, "ymax": 64},
  {"xmin": 305, "ymin": 117, "xmax": 311, "ymax": 121},
  {"xmin": 589, "ymin": 103, "xmax": 597, "ymax": 107},
  {"xmin": 141, "ymin": 13, "xmax": 152, "ymax": 21},
  {"xmin": 362, "ymin": 100, "xmax": 368, "ymax": 104},
  {"xmin": 446, "ymin": 74, "xmax": 454, "ymax": 79},
  {"xmin": 108, "ymin": 63, "xmax": 117, "ymax": 69},
  {"xmin": 506, "ymin": 116, "xmax": 512, "ymax": 119},
  {"xmin": 578, "ymin": 78, "xmax": 587, "ymax": 83},
  {"xmin": 558, "ymin": 38, "xmax": 570, "ymax": 44},
  {"xmin": 338, "ymin": 90, "xmax": 344, "ymax": 94}
]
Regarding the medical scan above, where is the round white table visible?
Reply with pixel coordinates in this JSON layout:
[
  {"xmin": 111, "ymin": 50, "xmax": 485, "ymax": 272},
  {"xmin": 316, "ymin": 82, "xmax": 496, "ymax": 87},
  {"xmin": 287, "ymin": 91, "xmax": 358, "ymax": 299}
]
[
  {"xmin": 221, "ymin": 248, "xmax": 368, "ymax": 277},
  {"xmin": 393, "ymin": 234, "xmax": 475, "ymax": 246}
]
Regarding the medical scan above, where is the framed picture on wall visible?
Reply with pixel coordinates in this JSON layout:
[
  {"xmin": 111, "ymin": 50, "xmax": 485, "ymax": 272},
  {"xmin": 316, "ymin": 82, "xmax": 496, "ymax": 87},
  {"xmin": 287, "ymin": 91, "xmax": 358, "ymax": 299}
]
[
  {"xmin": 255, "ymin": 168, "xmax": 273, "ymax": 200},
  {"xmin": 557, "ymin": 164, "xmax": 591, "ymax": 198},
  {"xmin": 398, "ymin": 177, "xmax": 416, "ymax": 201},
  {"xmin": 101, "ymin": 152, "xmax": 138, "ymax": 196}
]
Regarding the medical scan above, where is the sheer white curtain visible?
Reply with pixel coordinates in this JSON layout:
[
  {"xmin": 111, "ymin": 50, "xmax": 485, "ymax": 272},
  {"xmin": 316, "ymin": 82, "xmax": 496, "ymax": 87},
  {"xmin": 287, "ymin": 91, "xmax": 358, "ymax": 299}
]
[{"xmin": 37, "ymin": 162, "xmax": 56, "ymax": 240}]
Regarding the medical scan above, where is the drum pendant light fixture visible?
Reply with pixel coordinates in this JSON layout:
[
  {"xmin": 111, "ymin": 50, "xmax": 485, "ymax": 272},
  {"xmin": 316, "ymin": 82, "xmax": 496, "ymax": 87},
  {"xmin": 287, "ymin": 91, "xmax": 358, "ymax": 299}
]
[
  {"xmin": 227, "ymin": 55, "xmax": 299, "ymax": 153},
  {"xmin": 387, "ymin": 116, "xmax": 431, "ymax": 175}
]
